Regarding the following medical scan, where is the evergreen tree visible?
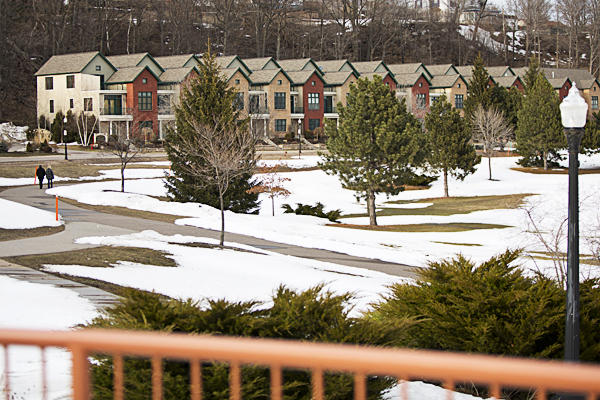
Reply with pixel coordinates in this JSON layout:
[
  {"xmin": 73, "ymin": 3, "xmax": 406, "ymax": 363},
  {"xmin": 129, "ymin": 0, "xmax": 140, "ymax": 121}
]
[
  {"xmin": 164, "ymin": 49, "xmax": 259, "ymax": 214},
  {"xmin": 581, "ymin": 111, "xmax": 600, "ymax": 155},
  {"xmin": 51, "ymin": 110, "xmax": 66, "ymax": 143},
  {"xmin": 319, "ymin": 75, "xmax": 428, "ymax": 226},
  {"xmin": 523, "ymin": 56, "xmax": 541, "ymax": 93},
  {"xmin": 425, "ymin": 95, "xmax": 480, "ymax": 197},
  {"xmin": 516, "ymin": 73, "xmax": 566, "ymax": 170}
]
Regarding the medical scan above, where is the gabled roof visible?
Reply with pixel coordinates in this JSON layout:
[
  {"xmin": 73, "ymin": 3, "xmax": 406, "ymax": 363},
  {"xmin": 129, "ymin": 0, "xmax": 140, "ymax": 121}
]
[
  {"xmin": 430, "ymin": 74, "xmax": 467, "ymax": 89},
  {"xmin": 277, "ymin": 58, "xmax": 324, "ymax": 76},
  {"xmin": 106, "ymin": 65, "xmax": 160, "ymax": 84},
  {"xmin": 317, "ymin": 60, "xmax": 358, "ymax": 74},
  {"xmin": 323, "ymin": 70, "xmax": 360, "ymax": 86},
  {"xmin": 221, "ymin": 67, "xmax": 251, "ymax": 83},
  {"xmin": 286, "ymin": 70, "xmax": 323, "ymax": 85},
  {"xmin": 491, "ymin": 75, "xmax": 524, "ymax": 88},
  {"xmin": 546, "ymin": 77, "xmax": 572, "ymax": 90},
  {"xmin": 248, "ymin": 68, "xmax": 291, "ymax": 85},
  {"xmin": 242, "ymin": 57, "xmax": 281, "ymax": 71},
  {"xmin": 154, "ymin": 54, "xmax": 200, "ymax": 69},
  {"xmin": 456, "ymin": 65, "xmax": 515, "ymax": 78},
  {"xmin": 352, "ymin": 61, "xmax": 390, "ymax": 74},
  {"xmin": 387, "ymin": 63, "xmax": 425, "ymax": 75},
  {"xmin": 394, "ymin": 72, "xmax": 431, "ymax": 87},
  {"xmin": 425, "ymin": 64, "xmax": 459, "ymax": 76},
  {"xmin": 359, "ymin": 71, "xmax": 397, "ymax": 85},
  {"xmin": 542, "ymin": 68, "xmax": 598, "ymax": 89},
  {"xmin": 158, "ymin": 66, "xmax": 199, "ymax": 84},
  {"xmin": 34, "ymin": 52, "xmax": 115, "ymax": 76},
  {"xmin": 216, "ymin": 55, "xmax": 251, "ymax": 74}
]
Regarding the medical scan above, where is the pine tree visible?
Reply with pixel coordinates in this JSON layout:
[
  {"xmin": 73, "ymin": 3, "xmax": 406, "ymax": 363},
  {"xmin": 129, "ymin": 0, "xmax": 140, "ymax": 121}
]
[
  {"xmin": 319, "ymin": 75, "xmax": 427, "ymax": 226},
  {"xmin": 425, "ymin": 95, "xmax": 480, "ymax": 197},
  {"xmin": 164, "ymin": 49, "xmax": 259, "ymax": 214},
  {"xmin": 516, "ymin": 73, "xmax": 565, "ymax": 170},
  {"xmin": 523, "ymin": 56, "xmax": 541, "ymax": 93},
  {"xmin": 581, "ymin": 111, "xmax": 600, "ymax": 155}
]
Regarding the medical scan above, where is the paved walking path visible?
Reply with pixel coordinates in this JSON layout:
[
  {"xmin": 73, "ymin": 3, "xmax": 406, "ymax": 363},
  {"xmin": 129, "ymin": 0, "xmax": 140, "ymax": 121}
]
[{"xmin": 0, "ymin": 181, "xmax": 417, "ymax": 309}]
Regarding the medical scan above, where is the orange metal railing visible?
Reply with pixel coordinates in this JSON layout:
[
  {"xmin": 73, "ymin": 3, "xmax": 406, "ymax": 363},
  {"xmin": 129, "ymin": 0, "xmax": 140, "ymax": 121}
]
[{"xmin": 1, "ymin": 328, "xmax": 600, "ymax": 400}]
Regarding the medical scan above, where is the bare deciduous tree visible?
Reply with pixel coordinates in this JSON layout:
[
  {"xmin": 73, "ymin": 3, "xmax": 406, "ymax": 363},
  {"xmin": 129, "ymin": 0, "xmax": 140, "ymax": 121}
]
[
  {"xmin": 104, "ymin": 128, "xmax": 146, "ymax": 193},
  {"xmin": 170, "ymin": 117, "xmax": 258, "ymax": 246},
  {"xmin": 472, "ymin": 105, "xmax": 514, "ymax": 180}
]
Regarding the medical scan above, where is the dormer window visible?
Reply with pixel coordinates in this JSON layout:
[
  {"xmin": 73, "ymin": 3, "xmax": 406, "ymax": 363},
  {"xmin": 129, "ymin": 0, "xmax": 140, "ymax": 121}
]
[
  {"xmin": 95, "ymin": 65, "xmax": 101, "ymax": 71},
  {"xmin": 143, "ymin": 78, "xmax": 147, "ymax": 84}
]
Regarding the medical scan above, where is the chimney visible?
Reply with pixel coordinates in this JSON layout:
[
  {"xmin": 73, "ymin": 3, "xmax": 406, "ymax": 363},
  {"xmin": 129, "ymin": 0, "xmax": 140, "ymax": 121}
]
[{"xmin": 552, "ymin": 71, "xmax": 555, "ymax": 78}]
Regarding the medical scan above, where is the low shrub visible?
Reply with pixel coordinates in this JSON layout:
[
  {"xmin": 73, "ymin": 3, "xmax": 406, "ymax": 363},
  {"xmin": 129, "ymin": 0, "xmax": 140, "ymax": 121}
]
[
  {"xmin": 85, "ymin": 285, "xmax": 411, "ymax": 400},
  {"xmin": 40, "ymin": 139, "xmax": 53, "ymax": 153},
  {"xmin": 405, "ymin": 173, "xmax": 438, "ymax": 187},
  {"xmin": 0, "ymin": 141, "xmax": 9, "ymax": 153},
  {"xmin": 282, "ymin": 202, "xmax": 342, "ymax": 222}
]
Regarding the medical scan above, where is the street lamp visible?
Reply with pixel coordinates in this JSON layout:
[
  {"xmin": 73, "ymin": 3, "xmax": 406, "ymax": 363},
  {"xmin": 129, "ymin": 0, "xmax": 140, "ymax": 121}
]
[
  {"xmin": 63, "ymin": 116, "xmax": 68, "ymax": 160},
  {"xmin": 559, "ymin": 82, "xmax": 588, "ymax": 364},
  {"xmin": 297, "ymin": 119, "xmax": 302, "ymax": 158}
]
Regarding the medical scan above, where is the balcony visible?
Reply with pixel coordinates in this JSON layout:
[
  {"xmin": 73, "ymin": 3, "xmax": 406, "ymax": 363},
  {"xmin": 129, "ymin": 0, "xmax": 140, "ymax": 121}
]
[
  {"xmin": 291, "ymin": 106, "xmax": 304, "ymax": 115},
  {"xmin": 324, "ymin": 106, "xmax": 337, "ymax": 114},
  {"xmin": 1, "ymin": 328, "xmax": 599, "ymax": 400},
  {"xmin": 158, "ymin": 106, "xmax": 174, "ymax": 116},
  {"xmin": 99, "ymin": 107, "xmax": 132, "ymax": 116},
  {"xmin": 249, "ymin": 106, "xmax": 270, "ymax": 115}
]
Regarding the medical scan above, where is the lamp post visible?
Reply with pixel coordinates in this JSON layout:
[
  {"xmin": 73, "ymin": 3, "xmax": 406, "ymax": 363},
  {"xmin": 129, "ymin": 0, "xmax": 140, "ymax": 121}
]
[
  {"xmin": 559, "ymin": 82, "xmax": 588, "ymax": 364},
  {"xmin": 297, "ymin": 119, "xmax": 302, "ymax": 158},
  {"xmin": 63, "ymin": 116, "xmax": 68, "ymax": 160}
]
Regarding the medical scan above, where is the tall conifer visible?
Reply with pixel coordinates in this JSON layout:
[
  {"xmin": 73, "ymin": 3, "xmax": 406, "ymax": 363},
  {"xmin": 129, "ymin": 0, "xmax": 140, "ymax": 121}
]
[
  {"xmin": 425, "ymin": 95, "xmax": 480, "ymax": 197},
  {"xmin": 164, "ymin": 49, "xmax": 259, "ymax": 213},
  {"xmin": 320, "ymin": 75, "xmax": 427, "ymax": 226}
]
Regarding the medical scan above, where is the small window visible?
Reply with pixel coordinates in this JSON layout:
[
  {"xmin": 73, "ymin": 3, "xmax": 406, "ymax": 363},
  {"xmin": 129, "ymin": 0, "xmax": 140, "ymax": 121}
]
[
  {"xmin": 66, "ymin": 75, "xmax": 75, "ymax": 89},
  {"xmin": 142, "ymin": 78, "xmax": 147, "ymax": 84},
  {"xmin": 45, "ymin": 77, "xmax": 53, "ymax": 90},
  {"xmin": 458, "ymin": 83, "xmax": 461, "ymax": 88},
  {"xmin": 385, "ymin": 82, "xmax": 389, "ymax": 86},
  {"xmin": 138, "ymin": 92, "xmax": 152, "ymax": 110},
  {"xmin": 278, "ymin": 80, "xmax": 282, "ymax": 85},
  {"xmin": 592, "ymin": 96, "xmax": 598, "ymax": 110},
  {"xmin": 311, "ymin": 81, "xmax": 316, "ymax": 86},
  {"xmin": 565, "ymin": 86, "xmax": 568, "ymax": 90},
  {"xmin": 455, "ymin": 94, "xmax": 464, "ymax": 109},
  {"xmin": 274, "ymin": 92, "xmax": 286, "ymax": 110},
  {"xmin": 95, "ymin": 65, "xmax": 101, "ymax": 71},
  {"xmin": 308, "ymin": 119, "xmax": 320, "ymax": 131},
  {"xmin": 275, "ymin": 119, "xmax": 286, "ymax": 132},
  {"xmin": 70, "ymin": 99, "xmax": 74, "ymax": 109},
  {"xmin": 419, "ymin": 82, "xmax": 423, "ymax": 88},
  {"xmin": 84, "ymin": 98, "xmax": 93, "ymax": 111},
  {"xmin": 49, "ymin": 100, "xmax": 54, "ymax": 113},
  {"xmin": 308, "ymin": 93, "xmax": 319, "ymax": 110},
  {"xmin": 235, "ymin": 79, "xmax": 240, "ymax": 84}
]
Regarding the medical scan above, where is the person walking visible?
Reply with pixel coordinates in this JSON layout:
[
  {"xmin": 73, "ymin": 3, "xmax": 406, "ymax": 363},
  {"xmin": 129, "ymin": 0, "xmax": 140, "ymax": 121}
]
[
  {"xmin": 45, "ymin": 165, "xmax": 54, "ymax": 188},
  {"xmin": 35, "ymin": 165, "xmax": 45, "ymax": 189}
]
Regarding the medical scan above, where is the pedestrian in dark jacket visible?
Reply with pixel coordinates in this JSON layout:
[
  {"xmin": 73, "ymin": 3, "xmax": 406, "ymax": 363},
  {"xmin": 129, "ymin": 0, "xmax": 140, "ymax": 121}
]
[
  {"xmin": 36, "ymin": 165, "xmax": 45, "ymax": 189},
  {"xmin": 46, "ymin": 165, "xmax": 54, "ymax": 188}
]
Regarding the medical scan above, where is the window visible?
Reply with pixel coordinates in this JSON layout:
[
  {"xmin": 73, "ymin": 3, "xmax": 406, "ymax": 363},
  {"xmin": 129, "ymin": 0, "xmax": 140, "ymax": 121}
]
[
  {"xmin": 458, "ymin": 83, "xmax": 461, "ymax": 88},
  {"xmin": 419, "ymin": 82, "xmax": 423, "ymax": 88},
  {"xmin": 70, "ymin": 99, "xmax": 74, "ymax": 109},
  {"xmin": 142, "ymin": 78, "xmax": 147, "ymax": 84},
  {"xmin": 275, "ymin": 119, "xmax": 286, "ymax": 132},
  {"xmin": 140, "ymin": 121, "xmax": 153, "ymax": 133},
  {"xmin": 308, "ymin": 93, "xmax": 319, "ymax": 110},
  {"xmin": 278, "ymin": 80, "xmax": 282, "ymax": 85},
  {"xmin": 49, "ymin": 100, "xmax": 54, "ymax": 113},
  {"xmin": 416, "ymin": 93, "xmax": 426, "ymax": 109},
  {"xmin": 593, "ymin": 96, "xmax": 599, "ymax": 110},
  {"xmin": 45, "ymin": 77, "xmax": 53, "ymax": 90},
  {"xmin": 66, "ymin": 75, "xmax": 75, "ymax": 89},
  {"xmin": 311, "ymin": 81, "xmax": 316, "ymax": 86},
  {"xmin": 138, "ymin": 92, "xmax": 152, "ymax": 110},
  {"xmin": 235, "ymin": 79, "xmax": 240, "ymax": 85},
  {"xmin": 274, "ymin": 92, "xmax": 286, "ymax": 110},
  {"xmin": 309, "ymin": 119, "xmax": 320, "ymax": 131},
  {"xmin": 84, "ymin": 98, "xmax": 93, "ymax": 111},
  {"xmin": 455, "ymin": 94, "xmax": 464, "ymax": 109},
  {"xmin": 95, "ymin": 65, "xmax": 101, "ymax": 71},
  {"xmin": 235, "ymin": 93, "xmax": 244, "ymax": 110}
]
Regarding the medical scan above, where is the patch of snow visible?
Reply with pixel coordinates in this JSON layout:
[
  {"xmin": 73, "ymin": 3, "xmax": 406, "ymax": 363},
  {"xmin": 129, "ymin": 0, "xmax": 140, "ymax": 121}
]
[{"xmin": 0, "ymin": 198, "xmax": 62, "ymax": 229}]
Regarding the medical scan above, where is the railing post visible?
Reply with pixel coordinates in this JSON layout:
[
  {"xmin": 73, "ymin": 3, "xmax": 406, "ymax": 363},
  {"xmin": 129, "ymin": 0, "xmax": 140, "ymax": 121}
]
[
  {"xmin": 230, "ymin": 362, "xmax": 241, "ymax": 400},
  {"xmin": 312, "ymin": 369, "xmax": 324, "ymax": 400},
  {"xmin": 152, "ymin": 356, "xmax": 163, "ymax": 400},
  {"xmin": 270, "ymin": 365, "xmax": 282, "ymax": 400},
  {"xmin": 190, "ymin": 359, "xmax": 202, "ymax": 400},
  {"xmin": 71, "ymin": 345, "xmax": 89, "ymax": 400},
  {"xmin": 354, "ymin": 373, "xmax": 366, "ymax": 400},
  {"xmin": 113, "ymin": 354, "xmax": 124, "ymax": 400}
]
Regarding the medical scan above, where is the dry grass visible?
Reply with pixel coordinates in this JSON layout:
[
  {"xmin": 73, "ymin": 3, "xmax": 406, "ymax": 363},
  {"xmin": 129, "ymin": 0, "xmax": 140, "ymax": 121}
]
[
  {"xmin": 0, "ymin": 225, "xmax": 65, "ymax": 242},
  {"xmin": 327, "ymin": 222, "xmax": 510, "ymax": 233},
  {"xmin": 511, "ymin": 167, "xmax": 600, "ymax": 175},
  {"xmin": 433, "ymin": 241, "xmax": 483, "ymax": 247},
  {"xmin": 59, "ymin": 197, "xmax": 180, "ymax": 223},
  {"xmin": 342, "ymin": 194, "xmax": 532, "ymax": 219},
  {"xmin": 0, "ymin": 158, "xmax": 167, "ymax": 179}
]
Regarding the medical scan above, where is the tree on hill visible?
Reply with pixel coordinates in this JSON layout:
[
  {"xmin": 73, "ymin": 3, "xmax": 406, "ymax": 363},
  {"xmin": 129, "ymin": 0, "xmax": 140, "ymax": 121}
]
[
  {"xmin": 164, "ymin": 49, "xmax": 259, "ymax": 215},
  {"xmin": 319, "ymin": 75, "xmax": 428, "ymax": 226},
  {"xmin": 425, "ymin": 95, "xmax": 480, "ymax": 197},
  {"xmin": 516, "ymin": 73, "xmax": 565, "ymax": 170}
]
